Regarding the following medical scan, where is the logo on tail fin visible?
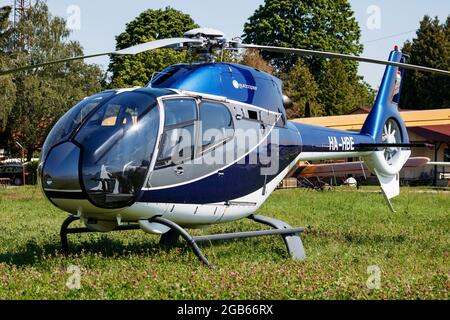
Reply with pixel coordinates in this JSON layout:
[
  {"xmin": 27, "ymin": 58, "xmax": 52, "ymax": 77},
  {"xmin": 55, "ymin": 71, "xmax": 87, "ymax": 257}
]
[{"xmin": 392, "ymin": 70, "xmax": 402, "ymax": 103}]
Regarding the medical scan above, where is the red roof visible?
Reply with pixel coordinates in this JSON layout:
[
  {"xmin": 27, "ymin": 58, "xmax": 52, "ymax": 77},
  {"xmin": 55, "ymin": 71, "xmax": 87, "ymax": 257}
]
[
  {"xmin": 409, "ymin": 125, "xmax": 450, "ymax": 142},
  {"xmin": 349, "ymin": 106, "xmax": 414, "ymax": 115}
]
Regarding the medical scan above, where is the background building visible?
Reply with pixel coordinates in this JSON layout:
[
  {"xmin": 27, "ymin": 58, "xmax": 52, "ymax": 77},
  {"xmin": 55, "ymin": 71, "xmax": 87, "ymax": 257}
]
[{"xmin": 293, "ymin": 108, "xmax": 450, "ymax": 186}]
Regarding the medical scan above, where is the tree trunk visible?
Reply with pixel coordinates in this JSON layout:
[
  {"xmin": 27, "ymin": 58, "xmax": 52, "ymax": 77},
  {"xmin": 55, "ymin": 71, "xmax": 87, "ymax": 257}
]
[{"xmin": 26, "ymin": 148, "xmax": 34, "ymax": 162}]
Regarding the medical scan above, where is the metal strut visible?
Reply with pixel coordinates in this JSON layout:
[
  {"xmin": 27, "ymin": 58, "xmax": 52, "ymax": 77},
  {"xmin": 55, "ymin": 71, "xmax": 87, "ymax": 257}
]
[
  {"xmin": 59, "ymin": 214, "xmax": 306, "ymax": 268},
  {"xmin": 151, "ymin": 217, "xmax": 214, "ymax": 268},
  {"xmin": 60, "ymin": 216, "xmax": 141, "ymax": 253},
  {"xmin": 250, "ymin": 215, "xmax": 306, "ymax": 261},
  {"xmin": 155, "ymin": 215, "xmax": 305, "ymax": 265}
]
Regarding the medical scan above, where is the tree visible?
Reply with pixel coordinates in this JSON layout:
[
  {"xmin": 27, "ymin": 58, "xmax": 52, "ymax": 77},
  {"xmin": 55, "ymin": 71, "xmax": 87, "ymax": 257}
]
[
  {"xmin": 5, "ymin": 1, "xmax": 103, "ymax": 160},
  {"xmin": 319, "ymin": 60, "xmax": 358, "ymax": 116},
  {"xmin": 282, "ymin": 61, "xmax": 323, "ymax": 118},
  {"xmin": 400, "ymin": 15, "xmax": 450, "ymax": 109},
  {"xmin": 243, "ymin": 0, "xmax": 362, "ymax": 78},
  {"xmin": 0, "ymin": 60, "xmax": 16, "ymax": 129},
  {"xmin": 241, "ymin": 49, "xmax": 274, "ymax": 74},
  {"xmin": 0, "ymin": 5, "xmax": 11, "ymax": 47},
  {"xmin": 352, "ymin": 79, "xmax": 376, "ymax": 109},
  {"xmin": 0, "ymin": 6, "xmax": 15, "ymax": 129},
  {"xmin": 242, "ymin": 0, "xmax": 375, "ymax": 115},
  {"xmin": 109, "ymin": 7, "xmax": 198, "ymax": 88}
]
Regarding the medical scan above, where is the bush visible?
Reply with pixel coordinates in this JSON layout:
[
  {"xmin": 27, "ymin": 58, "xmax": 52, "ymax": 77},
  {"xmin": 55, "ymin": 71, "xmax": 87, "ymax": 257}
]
[{"xmin": 25, "ymin": 161, "xmax": 39, "ymax": 185}]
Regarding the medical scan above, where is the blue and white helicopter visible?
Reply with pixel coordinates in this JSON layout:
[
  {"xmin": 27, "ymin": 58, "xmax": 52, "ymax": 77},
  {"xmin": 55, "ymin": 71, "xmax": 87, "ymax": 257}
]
[{"xmin": 3, "ymin": 28, "xmax": 449, "ymax": 267}]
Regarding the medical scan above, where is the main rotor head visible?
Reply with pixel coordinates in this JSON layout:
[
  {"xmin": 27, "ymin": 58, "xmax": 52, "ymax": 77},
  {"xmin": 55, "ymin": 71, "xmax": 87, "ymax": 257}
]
[{"xmin": 181, "ymin": 27, "xmax": 238, "ymax": 62}]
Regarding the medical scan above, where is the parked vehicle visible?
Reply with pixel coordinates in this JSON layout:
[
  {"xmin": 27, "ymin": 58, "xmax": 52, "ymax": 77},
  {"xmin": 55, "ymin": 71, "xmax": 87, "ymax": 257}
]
[{"xmin": 0, "ymin": 164, "xmax": 27, "ymax": 186}]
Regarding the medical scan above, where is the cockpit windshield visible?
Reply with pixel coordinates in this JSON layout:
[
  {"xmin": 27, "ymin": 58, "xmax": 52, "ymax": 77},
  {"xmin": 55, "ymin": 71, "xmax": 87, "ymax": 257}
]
[
  {"xmin": 41, "ymin": 91, "xmax": 114, "ymax": 163},
  {"xmin": 75, "ymin": 91, "xmax": 160, "ymax": 208}
]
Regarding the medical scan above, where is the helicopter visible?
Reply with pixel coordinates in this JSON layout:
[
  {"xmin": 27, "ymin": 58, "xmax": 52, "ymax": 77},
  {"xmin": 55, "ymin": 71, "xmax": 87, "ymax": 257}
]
[{"xmin": 2, "ymin": 27, "xmax": 449, "ymax": 268}]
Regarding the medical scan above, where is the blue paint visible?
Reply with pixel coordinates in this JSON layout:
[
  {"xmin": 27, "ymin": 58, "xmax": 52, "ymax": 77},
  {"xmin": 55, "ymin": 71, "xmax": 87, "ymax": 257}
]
[
  {"xmin": 139, "ymin": 50, "xmax": 410, "ymax": 204},
  {"xmin": 293, "ymin": 123, "xmax": 375, "ymax": 152},
  {"xmin": 138, "ymin": 126, "xmax": 301, "ymax": 204},
  {"xmin": 150, "ymin": 63, "xmax": 285, "ymax": 114},
  {"xmin": 361, "ymin": 49, "xmax": 410, "ymax": 144},
  {"xmin": 41, "ymin": 49, "xmax": 412, "ymax": 209}
]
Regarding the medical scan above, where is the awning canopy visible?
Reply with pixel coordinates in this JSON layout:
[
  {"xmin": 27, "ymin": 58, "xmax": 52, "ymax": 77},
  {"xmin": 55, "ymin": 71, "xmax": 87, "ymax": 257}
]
[
  {"xmin": 410, "ymin": 125, "xmax": 450, "ymax": 143},
  {"xmin": 293, "ymin": 109, "xmax": 450, "ymax": 131}
]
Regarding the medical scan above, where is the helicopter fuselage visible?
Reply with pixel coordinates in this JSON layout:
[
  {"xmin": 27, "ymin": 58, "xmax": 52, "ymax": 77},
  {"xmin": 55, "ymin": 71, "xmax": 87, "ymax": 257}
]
[{"xmin": 40, "ymin": 62, "xmax": 376, "ymax": 233}]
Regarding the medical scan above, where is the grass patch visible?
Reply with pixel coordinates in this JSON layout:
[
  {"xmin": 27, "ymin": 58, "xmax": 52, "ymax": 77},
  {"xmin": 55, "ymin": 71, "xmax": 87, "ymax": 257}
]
[{"xmin": 0, "ymin": 186, "xmax": 448, "ymax": 300}]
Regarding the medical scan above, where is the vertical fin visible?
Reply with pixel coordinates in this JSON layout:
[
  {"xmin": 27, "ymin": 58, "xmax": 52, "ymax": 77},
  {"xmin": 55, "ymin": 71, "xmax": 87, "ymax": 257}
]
[{"xmin": 361, "ymin": 47, "xmax": 411, "ymax": 211}]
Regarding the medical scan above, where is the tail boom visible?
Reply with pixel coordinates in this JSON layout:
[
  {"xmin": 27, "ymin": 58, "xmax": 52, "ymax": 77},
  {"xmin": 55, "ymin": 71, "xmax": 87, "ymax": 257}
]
[{"xmin": 288, "ymin": 47, "xmax": 412, "ymax": 211}]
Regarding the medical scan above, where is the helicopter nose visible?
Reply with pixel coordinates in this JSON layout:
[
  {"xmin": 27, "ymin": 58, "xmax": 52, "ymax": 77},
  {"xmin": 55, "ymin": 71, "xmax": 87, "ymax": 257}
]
[{"xmin": 42, "ymin": 142, "xmax": 82, "ymax": 198}]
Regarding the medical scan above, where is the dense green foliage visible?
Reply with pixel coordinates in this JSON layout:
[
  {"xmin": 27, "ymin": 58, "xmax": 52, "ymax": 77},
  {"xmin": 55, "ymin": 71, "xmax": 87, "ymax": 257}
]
[
  {"xmin": 108, "ymin": 7, "xmax": 198, "ymax": 88},
  {"xmin": 0, "ymin": 186, "xmax": 448, "ymax": 299},
  {"xmin": 282, "ymin": 61, "xmax": 323, "ymax": 118},
  {"xmin": 243, "ymin": 0, "xmax": 362, "ymax": 74},
  {"xmin": 400, "ymin": 15, "xmax": 450, "ymax": 110},
  {"xmin": 319, "ymin": 60, "xmax": 376, "ymax": 116},
  {"xmin": 0, "ymin": 1, "xmax": 102, "ymax": 160},
  {"xmin": 243, "ymin": 0, "xmax": 375, "ymax": 117},
  {"xmin": 0, "ymin": 6, "xmax": 15, "ymax": 129}
]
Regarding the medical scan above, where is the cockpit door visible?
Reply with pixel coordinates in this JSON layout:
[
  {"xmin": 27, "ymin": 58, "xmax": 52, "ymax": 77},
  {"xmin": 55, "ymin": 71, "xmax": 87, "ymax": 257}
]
[{"xmin": 146, "ymin": 97, "xmax": 198, "ymax": 197}]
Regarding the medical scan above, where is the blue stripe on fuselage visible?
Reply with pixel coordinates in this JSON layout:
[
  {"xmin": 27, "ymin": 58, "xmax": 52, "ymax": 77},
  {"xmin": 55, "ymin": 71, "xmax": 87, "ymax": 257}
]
[
  {"xmin": 137, "ymin": 123, "xmax": 375, "ymax": 205},
  {"xmin": 292, "ymin": 122, "xmax": 375, "ymax": 152},
  {"xmin": 137, "ymin": 126, "xmax": 301, "ymax": 204}
]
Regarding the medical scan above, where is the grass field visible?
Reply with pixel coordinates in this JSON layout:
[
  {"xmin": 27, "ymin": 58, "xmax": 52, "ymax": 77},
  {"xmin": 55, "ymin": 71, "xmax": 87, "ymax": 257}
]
[{"xmin": 0, "ymin": 186, "xmax": 448, "ymax": 300}]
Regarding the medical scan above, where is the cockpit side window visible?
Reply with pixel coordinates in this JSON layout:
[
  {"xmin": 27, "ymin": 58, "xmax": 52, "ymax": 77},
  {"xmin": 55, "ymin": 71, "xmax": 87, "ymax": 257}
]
[
  {"xmin": 199, "ymin": 101, "xmax": 234, "ymax": 153},
  {"xmin": 155, "ymin": 98, "xmax": 198, "ymax": 168},
  {"xmin": 163, "ymin": 98, "xmax": 197, "ymax": 127}
]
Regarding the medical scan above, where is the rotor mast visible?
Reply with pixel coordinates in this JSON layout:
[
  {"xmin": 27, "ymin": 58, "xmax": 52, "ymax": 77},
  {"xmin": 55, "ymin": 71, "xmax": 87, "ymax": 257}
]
[{"xmin": 183, "ymin": 27, "xmax": 238, "ymax": 63}]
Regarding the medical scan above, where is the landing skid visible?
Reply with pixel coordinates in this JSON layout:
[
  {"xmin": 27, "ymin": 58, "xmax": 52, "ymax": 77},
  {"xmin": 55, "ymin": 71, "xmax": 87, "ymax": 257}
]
[{"xmin": 60, "ymin": 215, "xmax": 306, "ymax": 268}]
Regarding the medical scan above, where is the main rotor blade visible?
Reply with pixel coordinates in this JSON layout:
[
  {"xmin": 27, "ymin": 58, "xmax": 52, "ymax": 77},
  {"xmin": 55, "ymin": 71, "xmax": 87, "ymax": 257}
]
[
  {"xmin": 0, "ymin": 52, "xmax": 111, "ymax": 76},
  {"xmin": 112, "ymin": 37, "xmax": 204, "ymax": 55},
  {"xmin": 239, "ymin": 44, "xmax": 450, "ymax": 76},
  {"xmin": 0, "ymin": 38, "xmax": 203, "ymax": 76}
]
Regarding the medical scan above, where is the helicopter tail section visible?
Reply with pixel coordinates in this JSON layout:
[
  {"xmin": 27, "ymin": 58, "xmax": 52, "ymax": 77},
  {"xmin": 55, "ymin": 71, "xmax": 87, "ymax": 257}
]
[{"xmin": 360, "ymin": 47, "xmax": 411, "ymax": 209}]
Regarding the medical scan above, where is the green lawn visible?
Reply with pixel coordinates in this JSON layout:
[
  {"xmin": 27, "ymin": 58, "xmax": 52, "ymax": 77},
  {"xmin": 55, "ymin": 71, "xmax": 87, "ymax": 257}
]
[{"xmin": 0, "ymin": 186, "xmax": 448, "ymax": 300}]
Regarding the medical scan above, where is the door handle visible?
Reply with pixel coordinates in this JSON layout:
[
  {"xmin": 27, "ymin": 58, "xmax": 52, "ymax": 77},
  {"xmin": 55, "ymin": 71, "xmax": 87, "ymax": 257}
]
[{"xmin": 175, "ymin": 166, "xmax": 184, "ymax": 176}]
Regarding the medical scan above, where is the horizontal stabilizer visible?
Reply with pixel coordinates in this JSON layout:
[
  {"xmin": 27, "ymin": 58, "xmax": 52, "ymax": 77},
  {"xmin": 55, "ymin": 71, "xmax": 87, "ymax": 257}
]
[
  {"xmin": 292, "ymin": 157, "xmax": 430, "ymax": 179},
  {"xmin": 358, "ymin": 143, "xmax": 434, "ymax": 150}
]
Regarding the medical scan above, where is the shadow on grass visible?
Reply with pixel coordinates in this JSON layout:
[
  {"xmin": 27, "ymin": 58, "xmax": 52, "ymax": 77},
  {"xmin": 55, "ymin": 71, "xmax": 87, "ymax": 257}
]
[
  {"xmin": 307, "ymin": 228, "xmax": 407, "ymax": 245},
  {"xmin": 0, "ymin": 230, "xmax": 294, "ymax": 267},
  {"xmin": 0, "ymin": 234, "xmax": 193, "ymax": 267},
  {"xmin": 0, "ymin": 232, "xmax": 288, "ymax": 267}
]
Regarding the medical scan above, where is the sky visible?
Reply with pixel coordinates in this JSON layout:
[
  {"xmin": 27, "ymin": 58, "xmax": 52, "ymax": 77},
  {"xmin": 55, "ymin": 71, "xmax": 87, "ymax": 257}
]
[{"xmin": 1, "ymin": 0, "xmax": 449, "ymax": 88}]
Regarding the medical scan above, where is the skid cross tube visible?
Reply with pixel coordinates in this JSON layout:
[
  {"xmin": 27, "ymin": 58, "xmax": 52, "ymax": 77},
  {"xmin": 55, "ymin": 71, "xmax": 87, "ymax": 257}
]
[
  {"xmin": 152, "ymin": 215, "xmax": 306, "ymax": 266},
  {"xmin": 60, "ymin": 216, "xmax": 140, "ymax": 252},
  {"xmin": 193, "ymin": 228, "xmax": 305, "ymax": 242}
]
